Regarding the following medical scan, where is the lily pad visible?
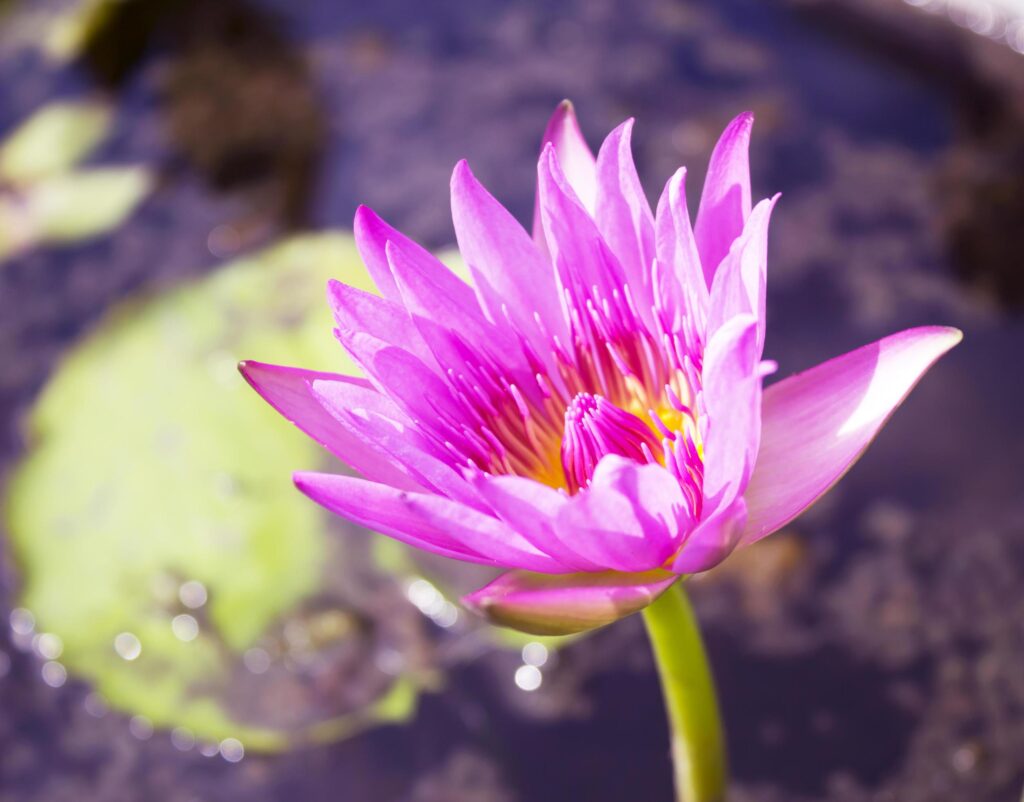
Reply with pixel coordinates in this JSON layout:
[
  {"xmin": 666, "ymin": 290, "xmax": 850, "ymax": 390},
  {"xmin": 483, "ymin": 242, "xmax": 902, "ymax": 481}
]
[
  {"xmin": 8, "ymin": 165, "xmax": 151, "ymax": 244},
  {"xmin": 0, "ymin": 100, "xmax": 113, "ymax": 183},
  {"xmin": 4, "ymin": 234, "xmax": 428, "ymax": 751},
  {"xmin": 42, "ymin": 0, "xmax": 120, "ymax": 63},
  {"xmin": 0, "ymin": 100, "xmax": 151, "ymax": 261}
]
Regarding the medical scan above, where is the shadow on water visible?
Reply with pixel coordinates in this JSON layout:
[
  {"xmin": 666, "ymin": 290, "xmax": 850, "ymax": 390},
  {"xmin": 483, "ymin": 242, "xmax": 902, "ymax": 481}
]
[
  {"xmin": 794, "ymin": 0, "xmax": 1024, "ymax": 313},
  {"xmin": 711, "ymin": 633, "xmax": 922, "ymax": 795},
  {"xmin": 77, "ymin": 0, "xmax": 325, "ymax": 229}
]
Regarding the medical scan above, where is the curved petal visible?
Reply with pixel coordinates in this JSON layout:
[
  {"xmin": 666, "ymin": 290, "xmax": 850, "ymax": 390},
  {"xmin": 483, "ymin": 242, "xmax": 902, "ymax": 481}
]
[
  {"xmin": 327, "ymin": 279, "xmax": 437, "ymax": 370},
  {"xmin": 311, "ymin": 379, "xmax": 483, "ymax": 509},
  {"xmin": 450, "ymin": 160, "xmax": 569, "ymax": 357},
  {"xmin": 383, "ymin": 240, "xmax": 485, "ymax": 337},
  {"xmin": 554, "ymin": 456, "xmax": 692, "ymax": 572},
  {"xmin": 333, "ymin": 329, "xmax": 481, "ymax": 460},
  {"xmin": 385, "ymin": 240, "xmax": 522, "ymax": 368},
  {"xmin": 694, "ymin": 112, "xmax": 754, "ymax": 286},
  {"xmin": 238, "ymin": 361, "xmax": 418, "ymax": 489},
  {"xmin": 471, "ymin": 473, "xmax": 605, "ymax": 572},
  {"xmin": 463, "ymin": 569, "xmax": 678, "ymax": 635},
  {"xmin": 595, "ymin": 119, "xmax": 656, "ymax": 330},
  {"xmin": 294, "ymin": 471, "xmax": 489, "ymax": 563},
  {"xmin": 353, "ymin": 205, "xmax": 436, "ymax": 303},
  {"xmin": 294, "ymin": 472, "xmax": 571, "ymax": 573},
  {"xmin": 538, "ymin": 145, "xmax": 629, "ymax": 319},
  {"xmin": 699, "ymin": 314, "xmax": 762, "ymax": 513},
  {"xmin": 742, "ymin": 326, "xmax": 963, "ymax": 545},
  {"xmin": 402, "ymin": 491, "xmax": 573, "ymax": 573},
  {"xmin": 532, "ymin": 100, "xmax": 597, "ymax": 251},
  {"xmin": 672, "ymin": 497, "xmax": 746, "ymax": 574},
  {"xmin": 706, "ymin": 195, "xmax": 778, "ymax": 353},
  {"xmin": 655, "ymin": 167, "xmax": 708, "ymax": 338}
]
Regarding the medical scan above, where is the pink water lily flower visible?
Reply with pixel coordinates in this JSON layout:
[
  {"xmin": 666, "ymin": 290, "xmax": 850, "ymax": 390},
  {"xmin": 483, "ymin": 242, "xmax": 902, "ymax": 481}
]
[{"xmin": 241, "ymin": 102, "xmax": 960, "ymax": 635}]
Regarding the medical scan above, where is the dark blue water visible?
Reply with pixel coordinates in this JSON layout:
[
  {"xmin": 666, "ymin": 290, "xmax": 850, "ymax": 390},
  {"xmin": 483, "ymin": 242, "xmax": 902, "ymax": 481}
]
[{"xmin": 1, "ymin": 1, "xmax": 1022, "ymax": 800}]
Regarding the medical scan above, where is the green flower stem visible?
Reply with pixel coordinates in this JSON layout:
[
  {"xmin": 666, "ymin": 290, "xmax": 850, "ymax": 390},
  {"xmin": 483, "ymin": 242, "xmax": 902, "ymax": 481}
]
[{"xmin": 642, "ymin": 582, "xmax": 727, "ymax": 802}]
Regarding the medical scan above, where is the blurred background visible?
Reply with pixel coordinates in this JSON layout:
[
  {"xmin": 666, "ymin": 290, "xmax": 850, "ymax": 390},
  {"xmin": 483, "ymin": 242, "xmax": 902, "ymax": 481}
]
[{"xmin": 0, "ymin": 1, "xmax": 1022, "ymax": 800}]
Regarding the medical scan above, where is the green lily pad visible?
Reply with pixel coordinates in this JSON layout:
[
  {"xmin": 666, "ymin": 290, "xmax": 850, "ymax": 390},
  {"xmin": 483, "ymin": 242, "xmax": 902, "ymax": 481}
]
[
  {"xmin": 0, "ymin": 100, "xmax": 151, "ymax": 261},
  {"xmin": 0, "ymin": 100, "xmax": 113, "ymax": 183},
  {"xmin": 42, "ymin": 0, "xmax": 120, "ymax": 63},
  {"xmin": 16, "ymin": 166, "xmax": 151, "ymax": 242},
  {"xmin": 4, "ymin": 233, "xmax": 428, "ymax": 751}
]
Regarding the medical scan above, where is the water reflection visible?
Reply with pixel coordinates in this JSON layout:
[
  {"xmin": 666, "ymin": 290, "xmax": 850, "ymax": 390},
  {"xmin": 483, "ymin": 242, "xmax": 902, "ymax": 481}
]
[{"xmin": 113, "ymin": 631, "xmax": 142, "ymax": 661}]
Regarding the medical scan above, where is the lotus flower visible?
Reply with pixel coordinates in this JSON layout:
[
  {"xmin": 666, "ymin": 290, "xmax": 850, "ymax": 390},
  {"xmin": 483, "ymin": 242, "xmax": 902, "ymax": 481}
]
[{"xmin": 241, "ymin": 103, "xmax": 960, "ymax": 635}]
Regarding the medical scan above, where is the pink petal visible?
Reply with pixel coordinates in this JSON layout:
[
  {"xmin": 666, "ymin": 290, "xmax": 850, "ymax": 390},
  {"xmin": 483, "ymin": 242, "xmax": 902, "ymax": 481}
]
[
  {"xmin": 706, "ymin": 195, "xmax": 778, "ymax": 353},
  {"xmin": 694, "ymin": 112, "xmax": 754, "ymax": 287},
  {"xmin": 554, "ymin": 456, "xmax": 692, "ymax": 573},
  {"xmin": 333, "ymin": 329, "xmax": 477, "ymax": 456},
  {"xmin": 594, "ymin": 119, "xmax": 656, "ymax": 329},
  {"xmin": 654, "ymin": 168, "xmax": 708, "ymax": 335},
  {"xmin": 294, "ymin": 472, "xmax": 572, "ymax": 573},
  {"xmin": 699, "ymin": 314, "xmax": 762, "ymax": 513},
  {"xmin": 463, "ymin": 568, "xmax": 678, "ymax": 635},
  {"xmin": 384, "ymin": 240, "xmax": 520, "ymax": 365},
  {"xmin": 327, "ymin": 280, "xmax": 437, "ymax": 370},
  {"xmin": 671, "ymin": 497, "xmax": 747, "ymax": 573},
  {"xmin": 238, "ymin": 361, "xmax": 418, "ymax": 489},
  {"xmin": 537, "ymin": 146, "xmax": 628, "ymax": 314},
  {"xmin": 742, "ymin": 326, "xmax": 963, "ymax": 545},
  {"xmin": 532, "ymin": 100, "xmax": 598, "ymax": 252},
  {"xmin": 294, "ymin": 471, "xmax": 490, "ymax": 563},
  {"xmin": 450, "ymin": 160, "xmax": 570, "ymax": 361},
  {"xmin": 471, "ymin": 473, "xmax": 605, "ymax": 572},
  {"xmin": 400, "ymin": 308, "xmax": 547, "ymax": 413},
  {"xmin": 402, "ymin": 491, "xmax": 573, "ymax": 573},
  {"xmin": 311, "ymin": 379, "xmax": 482, "ymax": 508},
  {"xmin": 353, "ymin": 205, "xmax": 436, "ymax": 303}
]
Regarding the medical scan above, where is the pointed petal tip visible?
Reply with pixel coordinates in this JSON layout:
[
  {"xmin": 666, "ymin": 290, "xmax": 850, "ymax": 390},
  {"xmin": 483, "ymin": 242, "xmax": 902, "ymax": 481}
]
[
  {"xmin": 293, "ymin": 470, "xmax": 350, "ymax": 505},
  {"xmin": 236, "ymin": 358, "xmax": 280, "ymax": 388},
  {"xmin": 891, "ymin": 325, "xmax": 964, "ymax": 359},
  {"xmin": 293, "ymin": 469, "xmax": 321, "ymax": 485},
  {"xmin": 729, "ymin": 110, "xmax": 755, "ymax": 132},
  {"xmin": 238, "ymin": 358, "xmax": 271, "ymax": 387},
  {"xmin": 237, "ymin": 359, "xmax": 260, "ymax": 388},
  {"xmin": 352, "ymin": 204, "xmax": 376, "ymax": 227},
  {"xmin": 541, "ymin": 102, "xmax": 579, "ymax": 141},
  {"xmin": 450, "ymin": 158, "xmax": 472, "ymax": 184},
  {"xmin": 935, "ymin": 325, "xmax": 964, "ymax": 347},
  {"xmin": 538, "ymin": 102, "xmax": 597, "ymax": 215},
  {"xmin": 463, "ymin": 569, "xmax": 679, "ymax": 636},
  {"xmin": 551, "ymin": 98, "xmax": 577, "ymax": 121}
]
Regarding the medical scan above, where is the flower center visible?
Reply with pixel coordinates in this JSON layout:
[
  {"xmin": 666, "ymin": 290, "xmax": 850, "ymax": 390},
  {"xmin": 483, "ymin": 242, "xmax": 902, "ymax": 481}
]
[{"xmin": 560, "ymin": 392, "xmax": 664, "ymax": 493}]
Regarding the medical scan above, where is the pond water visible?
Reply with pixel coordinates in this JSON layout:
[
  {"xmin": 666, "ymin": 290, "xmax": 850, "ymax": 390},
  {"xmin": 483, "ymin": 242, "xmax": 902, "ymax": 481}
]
[{"xmin": 0, "ymin": 1, "xmax": 1022, "ymax": 800}]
